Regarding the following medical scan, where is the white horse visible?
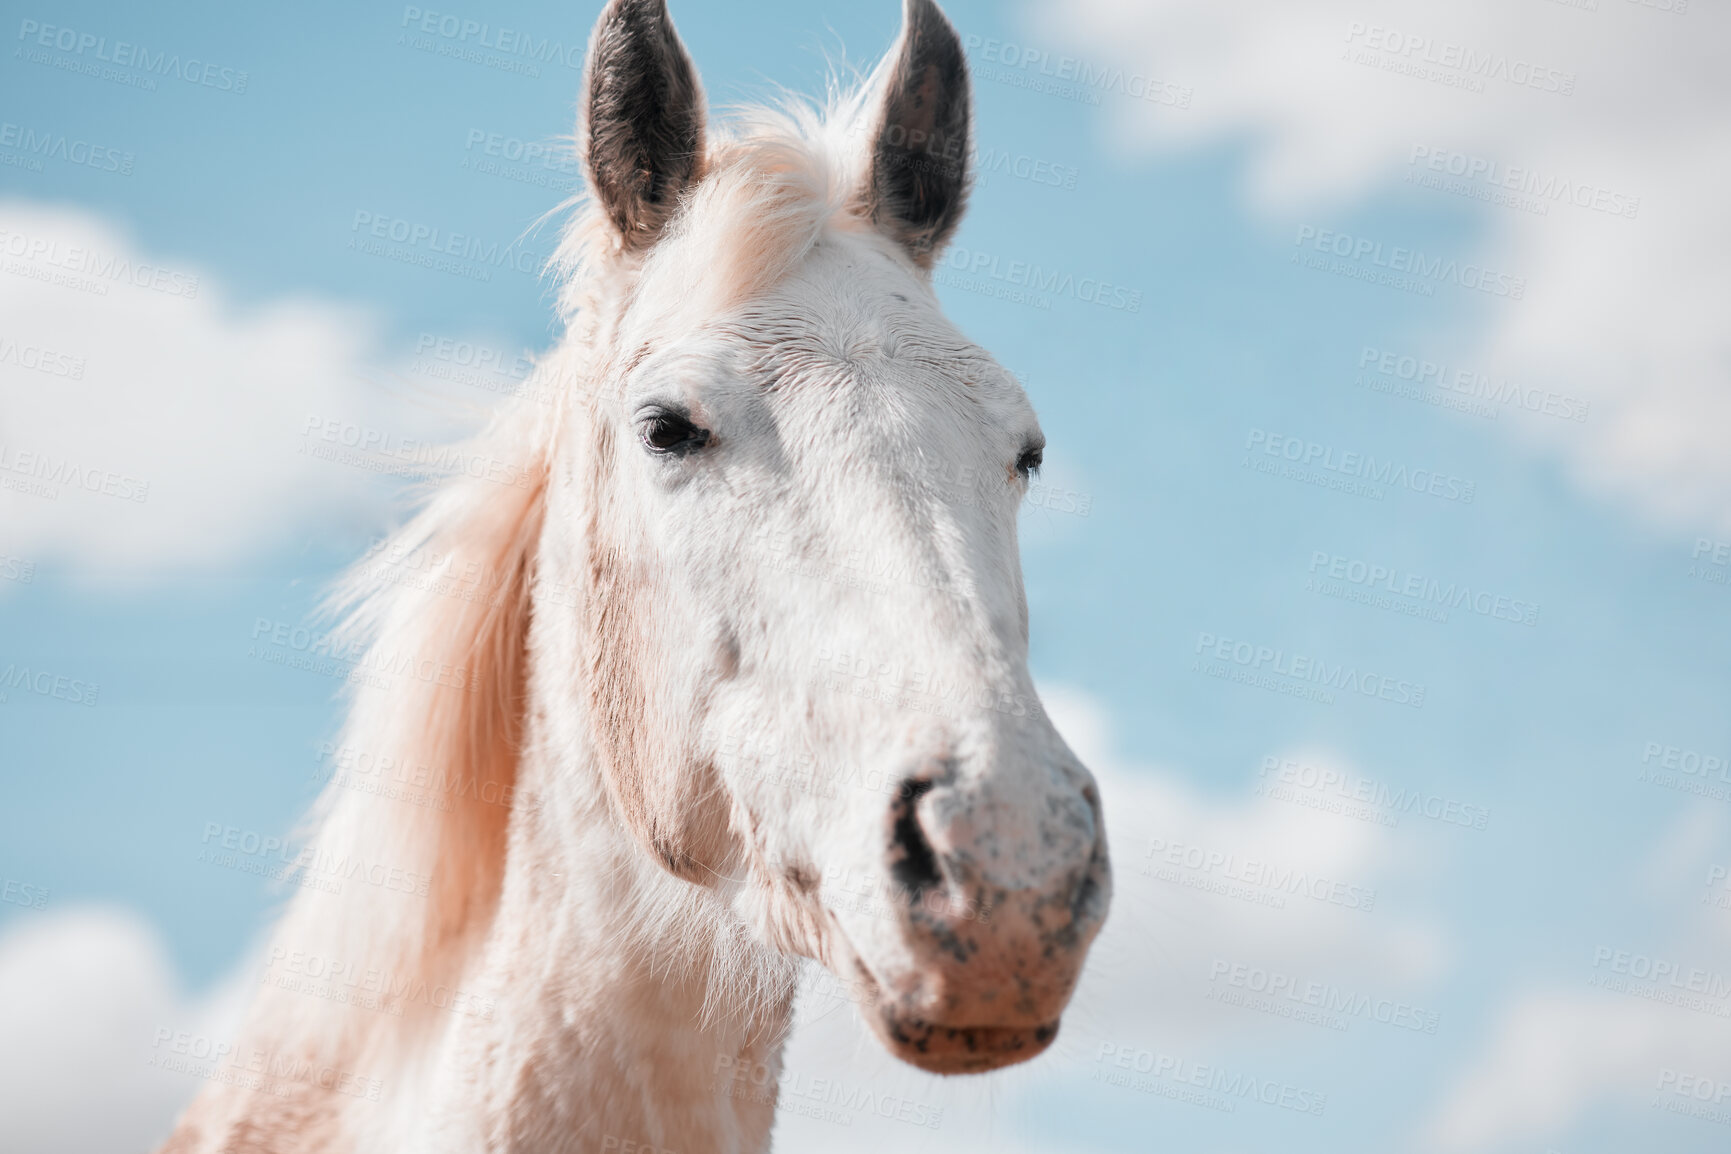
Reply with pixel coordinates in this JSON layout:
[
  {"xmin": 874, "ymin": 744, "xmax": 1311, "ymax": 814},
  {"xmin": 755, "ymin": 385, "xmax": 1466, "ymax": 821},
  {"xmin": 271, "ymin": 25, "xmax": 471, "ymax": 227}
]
[{"xmin": 162, "ymin": 0, "xmax": 1109, "ymax": 1148}]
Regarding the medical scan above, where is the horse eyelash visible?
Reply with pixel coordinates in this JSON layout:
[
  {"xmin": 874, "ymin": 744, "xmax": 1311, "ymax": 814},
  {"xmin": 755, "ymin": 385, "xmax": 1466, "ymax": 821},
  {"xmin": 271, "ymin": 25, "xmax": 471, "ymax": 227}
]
[{"xmin": 639, "ymin": 408, "xmax": 711, "ymax": 455}]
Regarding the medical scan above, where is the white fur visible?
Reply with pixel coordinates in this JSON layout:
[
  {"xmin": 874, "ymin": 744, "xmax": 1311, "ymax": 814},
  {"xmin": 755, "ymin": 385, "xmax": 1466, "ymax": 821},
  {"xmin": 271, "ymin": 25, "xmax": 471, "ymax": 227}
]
[{"xmin": 158, "ymin": 23, "xmax": 1106, "ymax": 1154}]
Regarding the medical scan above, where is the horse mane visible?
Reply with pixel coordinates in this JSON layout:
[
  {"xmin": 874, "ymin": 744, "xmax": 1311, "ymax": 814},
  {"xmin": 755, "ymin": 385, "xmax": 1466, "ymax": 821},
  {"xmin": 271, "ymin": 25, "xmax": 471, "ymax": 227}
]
[
  {"xmin": 198, "ymin": 86, "xmax": 892, "ymax": 1131},
  {"xmin": 252, "ymin": 397, "xmax": 551, "ymax": 1070}
]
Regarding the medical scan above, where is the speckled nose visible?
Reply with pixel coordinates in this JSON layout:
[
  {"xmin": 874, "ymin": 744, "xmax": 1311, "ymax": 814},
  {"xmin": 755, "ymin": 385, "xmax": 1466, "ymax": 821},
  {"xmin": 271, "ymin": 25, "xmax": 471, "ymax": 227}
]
[{"xmin": 877, "ymin": 771, "xmax": 1111, "ymax": 1021}]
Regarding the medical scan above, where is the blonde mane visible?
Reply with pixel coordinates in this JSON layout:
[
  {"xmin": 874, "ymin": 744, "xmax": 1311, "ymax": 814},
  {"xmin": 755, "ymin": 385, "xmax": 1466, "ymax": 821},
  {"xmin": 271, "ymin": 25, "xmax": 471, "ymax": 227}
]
[
  {"xmin": 552, "ymin": 83, "xmax": 889, "ymax": 331},
  {"xmin": 173, "ymin": 91, "xmax": 885, "ymax": 1145}
]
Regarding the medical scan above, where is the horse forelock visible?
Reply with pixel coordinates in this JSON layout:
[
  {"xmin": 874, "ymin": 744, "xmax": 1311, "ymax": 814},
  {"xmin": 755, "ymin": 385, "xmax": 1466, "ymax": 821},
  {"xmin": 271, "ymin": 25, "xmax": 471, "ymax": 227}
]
[{"xmin": 554, "ymin": 91, "xmax": 886, "ymax": 340}]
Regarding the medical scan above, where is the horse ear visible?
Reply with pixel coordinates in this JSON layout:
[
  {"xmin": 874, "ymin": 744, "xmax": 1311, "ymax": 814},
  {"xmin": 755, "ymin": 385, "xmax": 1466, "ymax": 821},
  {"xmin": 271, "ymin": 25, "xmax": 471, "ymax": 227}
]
[
  {"xmin": 863, "ymin": 0, "xmax": 972, "ymax": 267},
  {"xmin": 582, "ymin": 0, "xmax": 706, "ymax": 250}
]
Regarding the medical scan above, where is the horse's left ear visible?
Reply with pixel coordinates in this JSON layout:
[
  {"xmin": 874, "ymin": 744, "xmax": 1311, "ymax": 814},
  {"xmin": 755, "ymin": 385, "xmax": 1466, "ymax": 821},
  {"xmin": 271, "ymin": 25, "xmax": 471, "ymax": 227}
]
[
  {"xmin": 582, "ymin": 0, "xmax": 706, "ymax": 251},
  {"xmin": 863, "ymin": 0, "xmax": 972, "ymax": 267}
]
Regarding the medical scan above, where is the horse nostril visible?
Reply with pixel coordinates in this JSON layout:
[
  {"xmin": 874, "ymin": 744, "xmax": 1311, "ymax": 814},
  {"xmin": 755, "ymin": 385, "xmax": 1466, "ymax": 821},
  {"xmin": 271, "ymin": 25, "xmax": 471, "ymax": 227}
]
[{"xmin": 887, "ymin": 778, "xmax": 944, "ymax": 898}]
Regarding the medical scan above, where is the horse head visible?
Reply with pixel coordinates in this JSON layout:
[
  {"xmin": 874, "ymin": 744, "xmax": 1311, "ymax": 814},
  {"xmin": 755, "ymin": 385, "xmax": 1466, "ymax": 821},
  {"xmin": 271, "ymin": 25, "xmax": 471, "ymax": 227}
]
[{"xmin": 554, "ymin": 0, "xmax": 1111, "ymax": 1075}]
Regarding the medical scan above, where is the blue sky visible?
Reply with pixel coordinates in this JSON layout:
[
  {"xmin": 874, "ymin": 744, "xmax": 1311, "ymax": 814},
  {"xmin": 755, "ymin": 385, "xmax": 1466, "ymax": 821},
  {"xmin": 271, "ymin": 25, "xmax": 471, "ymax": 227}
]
[{"xmin": 3, "ymin": 1, "xmax": 1730, "ymax": 1152}]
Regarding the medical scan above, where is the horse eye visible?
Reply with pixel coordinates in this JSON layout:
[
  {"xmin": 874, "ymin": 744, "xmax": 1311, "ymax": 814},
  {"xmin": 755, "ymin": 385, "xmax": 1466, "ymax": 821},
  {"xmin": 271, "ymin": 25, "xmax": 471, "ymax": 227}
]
[
  {"xmin": 1016, "ymin": 445, "xmax": 1043, "ymax": 478},
  {"xmin": 641, "ymin": 412, "xmax": 710, "ymax": 455}
]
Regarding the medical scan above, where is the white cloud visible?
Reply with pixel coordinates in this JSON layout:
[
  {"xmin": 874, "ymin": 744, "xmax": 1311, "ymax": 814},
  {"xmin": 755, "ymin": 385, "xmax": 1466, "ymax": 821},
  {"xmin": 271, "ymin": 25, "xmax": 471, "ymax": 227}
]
[
  {"xmin": 0, "ymin": 908, "xmax": 248, "ymax": 1153},
  {"xmin": 1423, "ymin": 807, "xmax": 1731, "ymax": 1151},
  {"xmin": 1426, "ymin": 992, "xmax": 1731, "ymax": 1152},
  {"xmin": 1038, "ymin": 684, "xmax": 1449, "ymax": 1041},
  {"xmin": 0, "ymin": 200, "xmax": 479, "ymax": 580},
  {"xmin": 1027, "ymin": 0, "xmax": 1731, "ymax": 533},
  {"xmin": 765, "ymin": 683, "xmax": 1450, "ymax": 1150}
]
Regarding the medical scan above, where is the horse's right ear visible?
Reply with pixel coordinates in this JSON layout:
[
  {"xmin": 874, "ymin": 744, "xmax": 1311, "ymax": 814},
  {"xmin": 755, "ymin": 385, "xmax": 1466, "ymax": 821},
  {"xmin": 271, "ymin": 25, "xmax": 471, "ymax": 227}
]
[
  {"xmin": 581, "ymin": 0, "xmax": 706, "ymax": 251},
  {"xmin": 861, "ymin": 0, "xmax": 972, "ymax": 267}
]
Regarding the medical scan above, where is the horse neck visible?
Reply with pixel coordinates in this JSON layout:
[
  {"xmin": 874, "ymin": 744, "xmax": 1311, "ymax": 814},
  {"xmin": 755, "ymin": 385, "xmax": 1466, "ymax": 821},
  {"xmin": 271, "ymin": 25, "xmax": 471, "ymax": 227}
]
[{"xmin": 425, "ymin": 608, "xmax": 795, "ymax": 1153}]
